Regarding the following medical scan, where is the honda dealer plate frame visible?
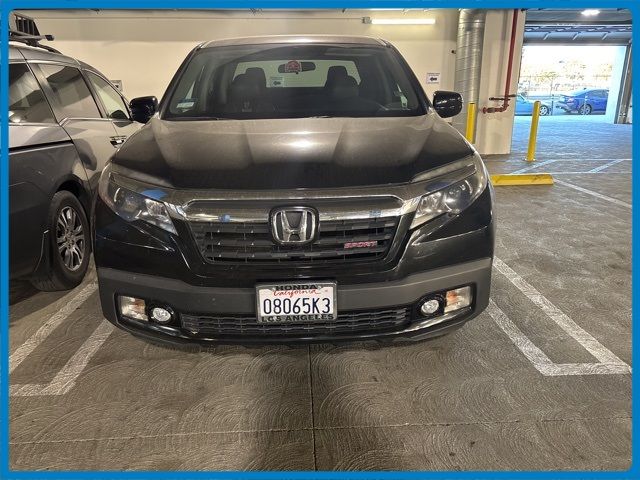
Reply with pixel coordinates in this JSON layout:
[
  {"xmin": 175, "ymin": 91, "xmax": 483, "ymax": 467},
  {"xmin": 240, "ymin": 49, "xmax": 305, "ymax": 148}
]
[{"xmin": 256, "ymin": 281, "xmax": 338, "ymax": 324}]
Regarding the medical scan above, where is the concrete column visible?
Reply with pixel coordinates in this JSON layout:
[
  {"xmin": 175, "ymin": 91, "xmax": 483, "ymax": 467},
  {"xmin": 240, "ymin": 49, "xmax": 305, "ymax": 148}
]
[
  {"xmin": 606, "ymin": 45, "xmax": 632, "ymax": 124},
  {"xmin": 474, "ymin": 10, "xmax": 526, "ymax": 155}
]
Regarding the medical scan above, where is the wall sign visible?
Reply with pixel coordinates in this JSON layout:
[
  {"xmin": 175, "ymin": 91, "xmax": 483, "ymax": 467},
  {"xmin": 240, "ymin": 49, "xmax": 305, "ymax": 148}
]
[{"xmin": 426, "ymin": 72, "xmax": 440, "ymax": 84}]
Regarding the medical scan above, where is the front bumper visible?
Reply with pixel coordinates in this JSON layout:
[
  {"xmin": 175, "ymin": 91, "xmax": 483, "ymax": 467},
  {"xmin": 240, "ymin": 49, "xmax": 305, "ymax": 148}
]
[{"xmin": 97, "ymin": 257, "xmax": 492, "ymax": 345}]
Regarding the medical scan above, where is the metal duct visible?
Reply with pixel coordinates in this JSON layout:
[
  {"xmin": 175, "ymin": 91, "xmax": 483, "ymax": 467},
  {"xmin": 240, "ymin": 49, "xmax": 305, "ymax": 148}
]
[{"xmin": 452, "ymin": 9, "xmax": 486, "ymax": 136}]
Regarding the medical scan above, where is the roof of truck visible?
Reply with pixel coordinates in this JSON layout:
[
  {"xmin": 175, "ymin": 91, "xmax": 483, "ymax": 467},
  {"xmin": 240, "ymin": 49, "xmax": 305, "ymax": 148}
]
[{"xmin": 200, "ymin": 35, "xmax": 389, "ymax": 48}]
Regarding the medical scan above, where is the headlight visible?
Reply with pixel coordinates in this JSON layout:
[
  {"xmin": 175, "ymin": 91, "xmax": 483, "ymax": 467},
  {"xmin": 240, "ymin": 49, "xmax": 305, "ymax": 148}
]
[
  {"xmin": 410, "ymin": 154, "xmax": 488, "ymax": 229},
  {"xmin": 98, "ymin": 164, "xmax": 177, "ymax": 235}
]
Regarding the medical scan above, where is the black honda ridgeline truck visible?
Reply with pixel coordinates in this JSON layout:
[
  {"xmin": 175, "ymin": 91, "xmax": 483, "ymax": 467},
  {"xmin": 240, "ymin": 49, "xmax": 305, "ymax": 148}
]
[{"xmin": 93, "ymin": 35, "xmax": 495, "ymax": 345}]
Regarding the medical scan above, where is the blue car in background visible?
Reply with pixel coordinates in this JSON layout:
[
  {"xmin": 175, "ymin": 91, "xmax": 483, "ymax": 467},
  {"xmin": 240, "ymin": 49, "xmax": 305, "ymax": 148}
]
[
  {"xmin": 515, "ymin": 94, "xmax": 551, "ymax": 116},
  {"xmin": 556, "ymin": 88, "xmax": 609, "ymax": 115}
]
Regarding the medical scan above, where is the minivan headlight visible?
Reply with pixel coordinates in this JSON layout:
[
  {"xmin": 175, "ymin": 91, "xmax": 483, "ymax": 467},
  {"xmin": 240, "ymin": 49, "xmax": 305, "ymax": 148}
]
[
  {"xmin": 98, "ymin": 165, "xmax": 177, "ymax": 235},
  {"xmin": 410, "ymin": 155, "xmax": 488, "ymax": 229}
]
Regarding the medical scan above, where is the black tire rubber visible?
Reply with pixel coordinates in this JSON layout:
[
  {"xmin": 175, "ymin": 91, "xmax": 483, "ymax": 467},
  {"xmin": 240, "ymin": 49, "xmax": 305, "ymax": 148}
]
[
  {"xmin": 539, "ymin": 105, "xmax": 550, "ymax": 116},
  {"xmin": 30, "ymin": 191, "xmax": 91, "ymax": 292},
  {"xmin": 579, "ymin": 104, "xmax": 592, "ymax": 115}
]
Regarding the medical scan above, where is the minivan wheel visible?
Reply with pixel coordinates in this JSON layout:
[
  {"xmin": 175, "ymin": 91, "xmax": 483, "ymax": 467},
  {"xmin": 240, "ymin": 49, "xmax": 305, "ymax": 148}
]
[
  {"xmin": 579, "ymin": 104, "xmax": 592, "ymax": 115},
  {"xmin": 31, "ymin": 191, "xmax": 90, "ymax": 291}
]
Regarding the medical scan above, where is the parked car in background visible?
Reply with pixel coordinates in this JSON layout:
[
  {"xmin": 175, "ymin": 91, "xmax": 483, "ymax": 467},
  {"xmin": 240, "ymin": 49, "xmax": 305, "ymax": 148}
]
[
  {"xmin": 515, "ymin": 94, "xmax": 551, "ymax": 116},
  {"xmin": 9, "ymin": 38, "xmax": 142, "ymax": 290},
  {"xmin": 555, "ymin": 88, "xmax": 609, "ymax": 115}
]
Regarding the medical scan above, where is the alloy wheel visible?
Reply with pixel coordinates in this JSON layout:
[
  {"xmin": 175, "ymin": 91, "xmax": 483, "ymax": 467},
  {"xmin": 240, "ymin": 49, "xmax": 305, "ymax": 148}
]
[{"xmin": 56, "ymin": 206, "xmax": 85, "ymax": 272}]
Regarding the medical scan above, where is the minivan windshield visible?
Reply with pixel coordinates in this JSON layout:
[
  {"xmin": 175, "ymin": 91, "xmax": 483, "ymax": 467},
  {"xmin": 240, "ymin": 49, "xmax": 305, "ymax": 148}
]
[{"xmin": 164, "ymin": 43, "xmax": 426, "ymax": 120}]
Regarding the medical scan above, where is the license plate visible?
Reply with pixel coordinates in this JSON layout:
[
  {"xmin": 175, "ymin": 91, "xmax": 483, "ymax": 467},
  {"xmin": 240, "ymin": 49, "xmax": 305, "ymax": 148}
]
[{"xmin": 256, "ymin": 282, "xmax": 337, "ymax": 324}]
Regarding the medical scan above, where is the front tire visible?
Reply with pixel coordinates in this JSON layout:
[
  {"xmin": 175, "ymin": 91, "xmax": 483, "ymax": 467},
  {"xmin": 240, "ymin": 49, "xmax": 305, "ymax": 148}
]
[
  {"xmin": 539, "ymin": 105, "xmax": 550, "ymax": 116},
  {"xmin": 579, "ymin": 104, "xmax": 592, "ymax": 115},
  {"xmin": 31, "ymin": 191, "xmax": 91, "ymax": 291}
]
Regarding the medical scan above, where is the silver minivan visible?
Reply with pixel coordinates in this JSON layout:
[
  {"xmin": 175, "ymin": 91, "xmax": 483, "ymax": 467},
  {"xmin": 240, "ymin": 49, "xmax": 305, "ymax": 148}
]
[{"xmin": 9, "ymin": 37, "xmax": 142, "ymax": 290}]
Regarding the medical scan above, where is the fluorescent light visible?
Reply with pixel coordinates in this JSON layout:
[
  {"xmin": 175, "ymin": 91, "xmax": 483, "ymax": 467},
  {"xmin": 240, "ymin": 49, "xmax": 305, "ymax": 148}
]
[
  {"xmin": 363, "ymin": 17, "xmax": 436, "ymax": 25},
  {"xmin": 581, "ymin": 9, "xmax": 600, "ymax": 16}
]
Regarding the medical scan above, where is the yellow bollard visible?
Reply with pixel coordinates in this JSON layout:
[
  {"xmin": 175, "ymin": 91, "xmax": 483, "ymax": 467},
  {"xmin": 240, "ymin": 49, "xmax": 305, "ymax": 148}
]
[
  {"xmin": 526, "ymin": 100, "xmax": 542, "ymax": 162},
  {"xmin": 465, "ymin": 102, "xmax": 477, "ymax": 143}
]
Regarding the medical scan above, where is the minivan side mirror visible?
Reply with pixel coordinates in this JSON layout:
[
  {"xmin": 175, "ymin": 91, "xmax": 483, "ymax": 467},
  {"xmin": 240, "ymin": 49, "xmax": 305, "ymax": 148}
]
[
  {"xmin": 432, "ymin": 91, "xmax": 463, "ymax": 118},
  {"xmin": 130, "ymin": 96, "xmax": 158, "ymax": 124}
]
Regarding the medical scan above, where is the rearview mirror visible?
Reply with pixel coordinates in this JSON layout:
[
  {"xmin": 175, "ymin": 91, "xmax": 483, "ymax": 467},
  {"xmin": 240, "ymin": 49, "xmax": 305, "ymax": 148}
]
[
  {"xmin": 277, "ymin": 61, "xmax": 317, "ymax": 74},
  {"xmin": 130, "ymin": 96, "xmax": 158, "ymax": 124},
  {"xmin": 432, "ymin": 91, "xmax": 463, "ymax": 118}
]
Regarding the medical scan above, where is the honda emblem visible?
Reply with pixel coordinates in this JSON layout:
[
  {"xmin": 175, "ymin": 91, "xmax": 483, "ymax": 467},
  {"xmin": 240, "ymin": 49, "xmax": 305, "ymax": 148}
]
[{"xmin": 271, "ymin": 207, "xmax": 317, "ymax": 245}]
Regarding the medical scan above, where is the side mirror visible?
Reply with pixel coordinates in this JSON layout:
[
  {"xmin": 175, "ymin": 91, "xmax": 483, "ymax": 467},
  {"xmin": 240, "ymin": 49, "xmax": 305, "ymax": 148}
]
[
  {"xmin": 130, "ymin": 96, "xmax": 158, "ymax": 124},
  {"xmin": 432, "ymin": 91, "xmax": 463, "ymax": 118}
]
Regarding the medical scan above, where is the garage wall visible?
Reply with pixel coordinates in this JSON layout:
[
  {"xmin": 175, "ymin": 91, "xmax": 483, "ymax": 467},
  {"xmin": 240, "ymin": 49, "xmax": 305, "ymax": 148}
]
[
  {"xmin": 19, "ymin": 9, "xmax": 522, "ymax": 155},
  {"xmin": 21, "ymin": 10, "xmax": 459, "ymax": 100}
]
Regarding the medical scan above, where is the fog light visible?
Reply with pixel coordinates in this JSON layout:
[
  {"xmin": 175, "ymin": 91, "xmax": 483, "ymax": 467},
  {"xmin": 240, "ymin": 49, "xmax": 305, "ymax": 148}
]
[
  {"xmin": 445, "ymin": 286, "xmax": 472, "ymax": 313},
  {"xmin": 150, "ymin": 307, "xmax": 173, "ymax": 324},
  {"xmin": 119, "ymin": 296, "xmax": 147, "ymax": 321},
  {"xmin": 420, "ymin": 298, "xmax": 440, "ymax": 316}
]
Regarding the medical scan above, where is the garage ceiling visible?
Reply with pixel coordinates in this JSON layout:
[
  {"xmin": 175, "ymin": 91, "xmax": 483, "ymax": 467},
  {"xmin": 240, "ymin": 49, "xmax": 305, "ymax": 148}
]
[{"xmin": 524, "ymin": 8, "xmax": 631, "ymax": 45}]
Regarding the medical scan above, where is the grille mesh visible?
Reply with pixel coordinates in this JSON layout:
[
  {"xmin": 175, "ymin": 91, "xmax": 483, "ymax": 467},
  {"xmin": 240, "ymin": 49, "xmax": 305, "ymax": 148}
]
[
  {"xmin": 189, "ymin": 217, "xmax": 399, "ymax": 264},
  {"xmin": 181, "ymin": 307, "xmax": 411, "ymax": 337}
]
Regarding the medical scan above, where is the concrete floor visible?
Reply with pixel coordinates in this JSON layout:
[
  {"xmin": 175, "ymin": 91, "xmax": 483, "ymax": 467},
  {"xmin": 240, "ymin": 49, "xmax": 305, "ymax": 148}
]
[{"xmin": 9, "ymin": 118, "xmax": 632, "ymax": 471}]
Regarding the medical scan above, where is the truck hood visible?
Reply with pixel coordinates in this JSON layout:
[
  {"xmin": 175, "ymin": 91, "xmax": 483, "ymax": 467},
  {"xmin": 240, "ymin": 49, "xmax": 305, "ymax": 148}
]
[{"xmin": 112, "ymin": 113, "xmax": 474, "ymax": 190}]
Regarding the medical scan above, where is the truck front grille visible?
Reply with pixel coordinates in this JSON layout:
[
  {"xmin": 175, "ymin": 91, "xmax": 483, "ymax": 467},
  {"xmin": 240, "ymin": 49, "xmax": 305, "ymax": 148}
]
[
  {"xmin": 181, "ymin": 306, "xmax": 411, "ymax": 337},
  {"xmin": 189, "ymin": 217, "xmax": 399, "ymax": 264}
]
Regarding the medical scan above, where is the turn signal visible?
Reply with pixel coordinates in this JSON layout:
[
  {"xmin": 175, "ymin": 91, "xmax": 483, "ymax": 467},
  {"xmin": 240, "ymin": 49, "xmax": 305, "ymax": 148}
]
[
  {"xmin": 444, "ymin": 287, "xmax": 472, "ymax": 313},
  {"xmin": 118, "ymin": 296, "xmax": 148, "ymax": 321}
]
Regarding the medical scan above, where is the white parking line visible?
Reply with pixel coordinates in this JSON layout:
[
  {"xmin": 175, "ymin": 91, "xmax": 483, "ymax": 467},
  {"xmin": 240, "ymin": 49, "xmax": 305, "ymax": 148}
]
[
  {"xmin": 493, "ymin": 257, "xmax": 627, "ymax": 365},
  {"xmin": 487, "ymin": 300, "xmax": 553, "ymax": 366},
  {"xmin": 487, "ymin": 300, "xmax": 631, "ymax": 376},
  {"xmin": 511, "ymin": 159, "xmax": 559, "ymax": 174},
  {"xmin": 587, "ymin": 158, "xmax": 629, "ymax": 173},
  {"xmin": 491, "ymin": 257, "xmax": 630, "ymax": 376},
  {"xmin": 9, "ymin": 283, "xmax": 98, "ymax": 374},
  {"xmin": 554, "ymin": 179, "xmax": 631, "ymax": 209},
  {"xmin": 10, "ymin": 320, "xmax": 114, "ymax": 396}
]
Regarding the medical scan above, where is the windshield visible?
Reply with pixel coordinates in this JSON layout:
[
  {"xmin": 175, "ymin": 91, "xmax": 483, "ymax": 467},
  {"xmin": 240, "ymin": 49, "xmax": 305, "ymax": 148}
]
[{"xmin": 164, "ymin": 43, "xmax": 426, "ymax": 120}]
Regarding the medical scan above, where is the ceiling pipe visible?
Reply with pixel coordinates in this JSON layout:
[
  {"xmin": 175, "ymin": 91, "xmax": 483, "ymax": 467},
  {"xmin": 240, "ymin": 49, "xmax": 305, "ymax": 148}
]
[
  {"xmin": 451, "ymin": 9, "xmax": 487, "ymax": 135},
  {"xmin": 483, "ymin": 9, "xmax": 520, "ymax": 114}
]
